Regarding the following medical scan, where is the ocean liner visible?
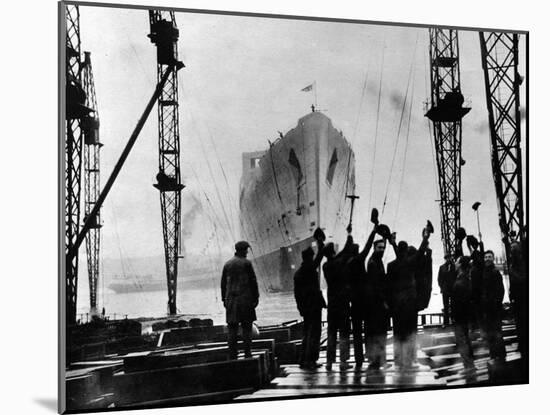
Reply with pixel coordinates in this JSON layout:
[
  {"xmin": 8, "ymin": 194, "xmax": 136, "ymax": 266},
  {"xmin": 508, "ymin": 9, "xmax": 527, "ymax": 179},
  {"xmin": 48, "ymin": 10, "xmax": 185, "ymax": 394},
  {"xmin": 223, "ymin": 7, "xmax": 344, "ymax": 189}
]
[{"xmin": 239, "ymin": 110, "xmax": 356, "ymax": 292}]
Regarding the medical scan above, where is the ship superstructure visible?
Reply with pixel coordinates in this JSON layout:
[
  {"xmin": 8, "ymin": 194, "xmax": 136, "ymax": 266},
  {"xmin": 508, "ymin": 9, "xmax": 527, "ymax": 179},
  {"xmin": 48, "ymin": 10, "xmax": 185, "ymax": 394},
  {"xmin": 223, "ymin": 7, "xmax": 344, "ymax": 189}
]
[{"xmin": 239, "ymin": 111, "xmax": 356, "ymax": 291}]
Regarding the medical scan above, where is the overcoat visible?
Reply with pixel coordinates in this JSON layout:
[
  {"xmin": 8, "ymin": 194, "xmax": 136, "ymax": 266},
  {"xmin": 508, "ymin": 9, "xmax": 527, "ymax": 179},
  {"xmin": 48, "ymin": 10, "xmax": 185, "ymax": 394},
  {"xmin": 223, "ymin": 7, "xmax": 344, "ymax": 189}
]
[
  {"xmin": 438, "ymin": 262, "xmax": 456, "ymax": 295},
  {"xmin": 221, "ymin": 255, "xmax": 259, "ymax": 323},
  {"xmin": 323, "ymin": 258, "xmax": 351, "ymax": 321},
  {"xmin": 451, "ymin": 269, "xmax": 473, "ymax": 324},
  {"xmin": 365, "ymin": 255, "xmax": 389, "ymax": 334},
  {"xmin": 480, "ymin": 265, "xmax": 504, "ymax": 318},
  {"xmin": 294, "ymin": 259, "xmax": 326, "ymax": 317}
]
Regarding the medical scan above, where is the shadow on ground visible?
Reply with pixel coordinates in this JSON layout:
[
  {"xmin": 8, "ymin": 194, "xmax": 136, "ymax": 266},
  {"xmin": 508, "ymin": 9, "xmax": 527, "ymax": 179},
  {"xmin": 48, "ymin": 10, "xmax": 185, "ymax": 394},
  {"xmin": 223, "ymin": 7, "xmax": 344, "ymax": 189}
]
[{"xmin": 34, "ymin": 398, "xmax": 57, "ymax": 413}]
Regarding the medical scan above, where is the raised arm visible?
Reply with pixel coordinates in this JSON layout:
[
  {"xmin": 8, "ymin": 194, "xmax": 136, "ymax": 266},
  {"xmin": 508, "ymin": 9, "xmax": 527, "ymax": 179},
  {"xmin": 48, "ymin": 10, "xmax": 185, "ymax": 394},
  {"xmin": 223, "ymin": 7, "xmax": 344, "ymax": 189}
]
[
  {"xmin": 335, "ymin": 234, "xmax": 354, "ymax": 259},
  {"xmin": 312, "ymin": 240, "xmax": 325, "ymax": 269},
  {"xmin": 466, "ymin": 241, "xmax": 474, "ymax": 255},
  {"xmin": 455, "ymin": 239, "xmax": 464, "ymax": 258},
  {"xmin": 358, "ymin": 225, "xmax": 377, "ymax": 262},
  {"xmin": 418, "ymin": 233, "xmax": 429, "ymax": 254},
  {"xmin": 408, "ymin": 230, "xmax": 430, "ymax": 265}
]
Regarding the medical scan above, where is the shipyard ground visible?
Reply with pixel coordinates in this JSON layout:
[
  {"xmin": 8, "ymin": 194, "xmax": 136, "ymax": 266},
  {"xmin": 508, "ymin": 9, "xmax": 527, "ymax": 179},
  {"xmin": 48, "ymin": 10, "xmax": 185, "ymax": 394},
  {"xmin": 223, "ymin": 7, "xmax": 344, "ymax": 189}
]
[
  {"xmin": 65, "ymin": 314, "xmax": 526, "ymax": 412},
  {"xmin": 237, "ymin": 322, "xmax": 524, "ymax": 401}
]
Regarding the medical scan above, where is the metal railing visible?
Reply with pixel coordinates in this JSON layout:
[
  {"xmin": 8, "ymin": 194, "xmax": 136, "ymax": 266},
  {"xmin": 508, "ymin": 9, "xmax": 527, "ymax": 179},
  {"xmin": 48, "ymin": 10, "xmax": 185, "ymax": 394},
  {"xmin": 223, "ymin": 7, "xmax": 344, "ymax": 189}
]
[
  {"xmin": 76, "ymin": 312, "xmax": 129, "ymax": 324},
  {"xmin": 320, "ymin": 312, "xmax": 445, "ymax": 329}
]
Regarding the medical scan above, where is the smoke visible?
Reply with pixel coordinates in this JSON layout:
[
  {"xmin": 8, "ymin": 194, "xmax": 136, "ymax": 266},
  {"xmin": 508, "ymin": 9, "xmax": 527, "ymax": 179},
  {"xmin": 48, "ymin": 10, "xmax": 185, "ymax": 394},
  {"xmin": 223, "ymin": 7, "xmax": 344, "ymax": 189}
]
[
  {"xmin": 389, "ymin": 90, "xmax": 405, "ymax": 112},
  {"xmin": 181, "ymin": 193, "xmax": 203, "ymax": 238},
  {"xmin": 366, "ymin": 78, "xmax": 407, "ymax": 113},
  {"xmin": 367, "ymin": 80, "xmax": 378, "ymax": 94},
  {"xmin": 473, "ymin": 120, "xmax": 489, "ymax": 134},
  {"xmin": 473, "ymin": 106, "xmax": 526, "ymax": 135}
]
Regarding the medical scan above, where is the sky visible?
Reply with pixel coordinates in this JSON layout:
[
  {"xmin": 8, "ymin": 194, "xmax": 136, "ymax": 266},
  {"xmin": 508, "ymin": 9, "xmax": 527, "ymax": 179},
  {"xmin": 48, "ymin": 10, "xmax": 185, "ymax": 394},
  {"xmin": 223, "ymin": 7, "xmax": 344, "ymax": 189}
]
[{"xmin": 75, "ymin": 5, "xmax": 526, "ymax": 282}]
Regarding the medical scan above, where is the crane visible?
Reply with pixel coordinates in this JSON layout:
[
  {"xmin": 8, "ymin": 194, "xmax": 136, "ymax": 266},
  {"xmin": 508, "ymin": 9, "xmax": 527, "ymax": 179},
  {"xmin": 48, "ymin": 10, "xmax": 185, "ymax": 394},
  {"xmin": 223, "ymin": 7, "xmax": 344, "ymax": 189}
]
[
  {"xmin": 479, "ymin": 32, "xmax": 525, "ymax": 264},
  {"xmin": 65, "ymin": 4, "xmax": 92, "ymax": 325},
  {"xmin": 425, "ymin": 28, "xmax": 471, "ymax": 258},
  {"xmin": 81, "ymin": 51, "xmax": 102, "ymax": 315},
  {"xmin": 480, "ymin": 32, "xmax": 527, "ymax": 369},
  {"xmin": 148, "ymin": 10, "xmax": 185, "ymax": 316},
  {"xmin": 65, "ymin": 8, "xmax": 184, "ymax": 324}
]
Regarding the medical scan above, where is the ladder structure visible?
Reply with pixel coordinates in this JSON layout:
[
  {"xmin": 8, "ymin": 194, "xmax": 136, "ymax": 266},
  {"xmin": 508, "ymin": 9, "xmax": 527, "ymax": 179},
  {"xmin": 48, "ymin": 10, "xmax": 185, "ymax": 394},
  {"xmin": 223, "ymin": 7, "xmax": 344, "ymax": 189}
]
[
  {"xmin": 425, "ymin": 28, "xmax": 471, "ymax": 258},
  {"xmin": 148, "ymin": 10, "xmax": 185, "ymax": 315},
  {"xmin": 81, "ymin": 51, "xmax": 103, "ymax": 315},
  {"xmin": 65, "ymin": 5, "xmax": 91, "ymax": 325},
  {"xmin": 479, "ymin": 32, "xmax": 525, "ymax": 263}
]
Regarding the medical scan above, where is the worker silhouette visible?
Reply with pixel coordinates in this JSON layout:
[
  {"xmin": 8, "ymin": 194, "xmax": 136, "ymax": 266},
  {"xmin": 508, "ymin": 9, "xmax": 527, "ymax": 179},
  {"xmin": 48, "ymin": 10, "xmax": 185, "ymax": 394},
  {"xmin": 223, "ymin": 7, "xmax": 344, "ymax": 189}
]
[
  {"xmin": 323, "ymin": 224, "xmax": 355, "ymax": 371},
  {"xmin": 221, "ymin": 241, "xmax": 260, "ymax": 360},
  {"xmin": 416, "ymin": 247, "xmax": 433, "ymax": 312},
  {"xmin": 345, "ymin": 223, "xmax": 380, "ymax": 370},
  {"xmin": 479, "ymin": 250, "xmax": 506, "ymax": 363},
  {"xmin": 451, "ymin": 255, "xmax": 476, "ymax": 372},
  {"xmin": 364, "ymin": 232, "xmax": 391, "ymax": 372},
  {"xmin": 387, "ymin": 224, "xmax": 431, "ymax": 370},
  {"xmin": 438, "ymin": 253, "xmax": 456, "ymax": 327},
  {"xmin": 509, "ymin": 240, "xmax": 527, "ymax": 362},
  {"xmin": 293, "ymin": 229, "xmax": 326, "ymax": 369},
  {"xmin": 466, "ymin": 235, "xmax": 485, "ymax": 332}
]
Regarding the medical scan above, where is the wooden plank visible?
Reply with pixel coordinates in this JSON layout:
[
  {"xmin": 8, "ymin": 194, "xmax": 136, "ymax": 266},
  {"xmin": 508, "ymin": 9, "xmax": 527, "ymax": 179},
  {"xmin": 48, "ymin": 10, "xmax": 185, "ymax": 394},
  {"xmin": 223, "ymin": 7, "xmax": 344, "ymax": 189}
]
[
  {"xmin": 195, "ymin": 339, "xmax": 276, "ymax": 353},
  {"xmin": 157, "ymin": 325, "xmax": 227, "ymax": 347},
  {"xmin": 123, "ymin": 346, "xmax": 229, "ymax": 372},
  {"xmin": 66, "ymin": 366, "xmax": 116, "ymax": 411},
  {"xmin": 257, "ymin": 328, "xmax": 291, "ymax": 343},
  {"xmin": 113, "ymin": 356, "xmax": 265, "ymax": 405}
]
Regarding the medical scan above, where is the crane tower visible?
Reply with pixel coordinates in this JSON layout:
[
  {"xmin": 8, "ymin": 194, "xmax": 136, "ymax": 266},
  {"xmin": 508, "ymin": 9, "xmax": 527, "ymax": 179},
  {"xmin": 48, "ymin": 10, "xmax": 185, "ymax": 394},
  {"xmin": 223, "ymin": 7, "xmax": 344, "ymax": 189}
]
[
  {"xmin": 81, "ymin": 52, "xmax": 102, "ymax": 315},
  {"xmin": 425, "ymin": 28, "xmax": 471, "ymax": 258},
  {"xmin": 479, "ymin": 32, "xmax": 525, "ymax": 262},
  {"xmin": 65, "ymin": 5, "xmax": 92, "ymax": 325},
  {"xmin": 148, "ymin": 10, "xmax": 185, "ymax": 315}
]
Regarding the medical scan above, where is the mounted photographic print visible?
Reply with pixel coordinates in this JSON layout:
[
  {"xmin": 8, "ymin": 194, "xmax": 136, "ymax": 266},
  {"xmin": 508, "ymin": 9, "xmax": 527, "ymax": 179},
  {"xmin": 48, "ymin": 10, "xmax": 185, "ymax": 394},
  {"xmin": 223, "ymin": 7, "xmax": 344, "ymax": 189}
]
[{"xmin": 59, "ymin": 1, "xmax": 529, "ymax": 413}]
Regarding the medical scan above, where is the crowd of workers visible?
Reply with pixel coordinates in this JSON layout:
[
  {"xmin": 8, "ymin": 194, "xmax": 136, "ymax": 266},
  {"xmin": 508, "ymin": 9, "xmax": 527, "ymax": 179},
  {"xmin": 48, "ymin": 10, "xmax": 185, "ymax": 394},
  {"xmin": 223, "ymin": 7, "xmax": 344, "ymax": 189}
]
[
  {"xmin": 293, "ymin": 215, "xmax": 433, "ymax": 371},
  {"xmin": 219, "ymin": 210, "xmax": 527, "ymax": 375}
]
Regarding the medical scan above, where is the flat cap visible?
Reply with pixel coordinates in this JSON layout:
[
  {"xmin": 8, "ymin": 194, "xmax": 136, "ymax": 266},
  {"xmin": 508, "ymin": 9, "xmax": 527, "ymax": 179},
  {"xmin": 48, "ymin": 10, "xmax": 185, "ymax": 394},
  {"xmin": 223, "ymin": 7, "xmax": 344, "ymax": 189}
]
[{"xmin": 235, "ymin": 240, "xmax": 250, "ymax": 251}]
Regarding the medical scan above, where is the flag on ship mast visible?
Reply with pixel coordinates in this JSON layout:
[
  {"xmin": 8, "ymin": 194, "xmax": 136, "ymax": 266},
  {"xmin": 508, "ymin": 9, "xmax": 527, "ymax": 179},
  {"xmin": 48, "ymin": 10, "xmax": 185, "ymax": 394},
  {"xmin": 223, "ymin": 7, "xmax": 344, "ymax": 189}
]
[{"xmin": 301, "ymin": 81, "xmax": 317, "ymax": 108}]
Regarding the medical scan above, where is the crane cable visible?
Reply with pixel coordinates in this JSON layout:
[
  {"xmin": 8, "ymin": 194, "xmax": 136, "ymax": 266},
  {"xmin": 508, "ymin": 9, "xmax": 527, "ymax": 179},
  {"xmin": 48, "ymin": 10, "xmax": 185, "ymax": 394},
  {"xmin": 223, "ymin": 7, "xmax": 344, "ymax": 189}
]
[
  {"xmin": 368, "ymin": 38, "xmax": 386, "ymax": 212},
  {"xmin": 393, "ymin": 68, "xmax": 416, "ymax": 227},
  {"xmin": 330, "ymin": 49, "xmax": 373, "ymax": 235},
  {"xmin": 200, "ymin": 113, "xmax": 239, "ymax": 239},
  {"xmin": 108, "ymin": 201, "xmax": 150, "ymax": 306},
  {"xmin": 184, "ymin": 144, "xmax": 271, "ymax": 294},
  {"xmin": 183, "ymin": 95, "xmax": 237, "ymax": 241},
  {"xmin": 381, "ymin": 34, "xmax": 419, "ymax": 215},
  {"xmin": 344, "ymin": 59, "xmax": 372, "ymax": 196}
]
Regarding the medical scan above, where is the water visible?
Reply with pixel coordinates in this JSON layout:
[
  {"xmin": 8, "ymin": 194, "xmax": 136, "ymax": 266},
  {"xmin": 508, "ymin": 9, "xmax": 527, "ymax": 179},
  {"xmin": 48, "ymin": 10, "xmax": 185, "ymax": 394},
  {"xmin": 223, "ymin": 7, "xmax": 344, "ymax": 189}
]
[
  {"xmin": 76, "ymin": 259, "xmax": 512, "ymax": 325},
  {"xmin": 77, "ymin": 269, "xmax": 305, "ymax": 325},
  {"xmin": 77, "ymin": 282, "xmax": 446, "ymax": 326}
]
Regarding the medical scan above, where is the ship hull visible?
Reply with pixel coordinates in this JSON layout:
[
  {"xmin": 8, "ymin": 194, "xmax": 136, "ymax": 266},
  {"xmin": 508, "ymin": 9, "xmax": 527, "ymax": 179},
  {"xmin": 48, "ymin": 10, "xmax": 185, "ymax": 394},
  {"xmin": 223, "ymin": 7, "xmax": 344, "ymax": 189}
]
[{"xmin": 240, "ymin": 112, "xmax": 355, "ymax": 292}]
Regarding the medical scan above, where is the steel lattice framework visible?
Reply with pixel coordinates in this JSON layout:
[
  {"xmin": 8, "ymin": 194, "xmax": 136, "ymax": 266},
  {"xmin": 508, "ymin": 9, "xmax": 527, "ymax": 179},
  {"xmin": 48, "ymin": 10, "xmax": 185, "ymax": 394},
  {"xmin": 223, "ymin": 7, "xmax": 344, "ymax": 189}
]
[
  {"xmin": 65, "ymin": 5, "xmax": 86, "ymax": 325},
  {"xmin": 479, "ymin": 32, "xmax": 525, "ymax": 262},
  {"xmin": 149, "ymin": 10, "xmax": 184, "ymax": 315},
  {"xmin": 426, "ymin": 29, "xmax": 470, "ymax": 258},
  {"xmin": 82, "ymin": 52, "xmax": 102, "ymax": 314}
]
